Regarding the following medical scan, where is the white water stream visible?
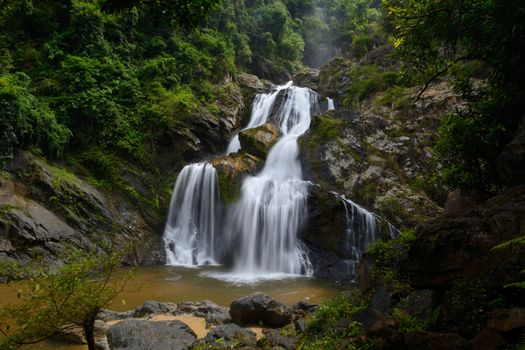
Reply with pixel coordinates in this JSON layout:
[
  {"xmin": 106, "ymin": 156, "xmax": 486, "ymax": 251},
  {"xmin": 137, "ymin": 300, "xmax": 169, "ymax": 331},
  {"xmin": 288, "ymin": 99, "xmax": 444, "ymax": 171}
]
[
  {"xmin": 220, "ymin": 84, "xmax": 318, "ymax": 281},
  {"xmin": 163, "ymin": 81, "xmax": 394, "ymax": 283},
  {"xmin": 163, "ymin": 162, "xmax": 220, "ymax": 266}
]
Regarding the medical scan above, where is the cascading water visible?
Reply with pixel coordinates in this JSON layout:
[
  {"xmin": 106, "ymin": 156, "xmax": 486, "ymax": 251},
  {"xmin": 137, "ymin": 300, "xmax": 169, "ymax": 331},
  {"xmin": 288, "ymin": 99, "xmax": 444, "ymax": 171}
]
[
  {"xmin": 163, "ymin": 80, "xmax": 393, "ymax": 282},
  {"xmin": 163, "ymin": 162, "xmax": 220, "ymax": 267},
  {"xmin": 226, "ymin": 81, "xmax": 293, "ymax": 155},
  {"xmin": 335, "ymin": 193, "xmax": 398, "ymax": 279},
  {"xmin": 327, "ymin": 97, "xmax": 335, "ymax": 110},
  {"xmin": 221, "ymin": 84, "xmax": 319, "ymax": 280}
]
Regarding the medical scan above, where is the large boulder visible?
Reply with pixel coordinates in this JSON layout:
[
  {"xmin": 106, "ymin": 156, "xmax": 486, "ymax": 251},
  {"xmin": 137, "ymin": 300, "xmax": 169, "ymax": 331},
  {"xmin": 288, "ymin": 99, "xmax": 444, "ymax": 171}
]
[
  {"xmin": 202, "ymin": 323, "xmax": 257, "ymax": 348},
  {"xmin": 175, "ymin": 300, "xmax": 230, "ymax": 326},
  {"xmin": 230, "ymin": 293, "xmax": 292, "ymax": 327},
  {"xmin": 106, "ymin": 319, "xmax": 196, "ymax": 350},
  {"xmin": 238, "ymin": 122, "xmax": 280, "ymax": 159},
  {"xmin": 133, "ymin": 300, "xmax": 177, "ymax": 318},
  {"xmin": 262, "ymin": 329, "xmax": 299, "ymax": 350},
  {"xmin": 212, "ymin": 153, "xmax": 262, "ymax": 204}
]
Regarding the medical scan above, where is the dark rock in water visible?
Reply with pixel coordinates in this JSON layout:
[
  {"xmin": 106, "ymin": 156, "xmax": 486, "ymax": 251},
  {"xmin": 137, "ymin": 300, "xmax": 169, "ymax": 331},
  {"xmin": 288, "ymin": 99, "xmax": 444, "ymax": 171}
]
[
  {"xmin": 133, "ymin": 300, "xmax": 177, "ymax": 318},
  {"xmin": 403, "ymin": 331, "xmax": 469, "ymax": 350},
  {"xmin": 106, "ymin": 319, "xmax": 196, "ymax": 350},
  {"xmin": 262, "ymin": 329, "xmax": 299, "ymax": 350},
  {"xmin": 498, "ymin": 127, "xmax": 525, "ymax": 187},
  {"xmin": 203, "ymin": 323, "xmax": 257, "ymax": 348},
  {"xmin": 230, "ymin": 293, "xmax": 292, "ymax": 327},
  {"xmin": 293, "ymin": 301, "xmax": 320, "ymax": 315},
  {"xmin": 353, "ymin": 307, "xmax": 395, "ymax": 337},
  {"xmin": 97, "ymin": 309, "xmax": 134, "ymax": 322},
  {"xmin": 175, "ymin": 300, "xmax": 230, "ymax": 326}
]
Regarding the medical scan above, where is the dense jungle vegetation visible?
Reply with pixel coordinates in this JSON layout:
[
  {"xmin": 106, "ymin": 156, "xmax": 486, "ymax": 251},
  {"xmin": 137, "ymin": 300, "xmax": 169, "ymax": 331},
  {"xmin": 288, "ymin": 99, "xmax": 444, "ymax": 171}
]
[{"xmin": 0, "ymin": 0, "xmax": 382, "ymax": 179}]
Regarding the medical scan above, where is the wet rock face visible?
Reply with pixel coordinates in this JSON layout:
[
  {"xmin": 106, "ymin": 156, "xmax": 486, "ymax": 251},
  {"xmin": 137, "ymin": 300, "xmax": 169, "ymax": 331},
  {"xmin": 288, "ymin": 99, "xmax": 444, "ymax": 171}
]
[
  {"xmin": 106, "ymin": 319, "xmax": 197, "ymax": 350},
  {"xmin": 230, "ymin": 293, "xmax": 292, "ymax": 328},
  {"xmin": 0, "ymin": 151, "xmax": 165, "ymax": 267},
  {"xmin": 299, "ymin": 97, "xmax": 446, "ymax": 229},
  {"xmin": 238, "ymin": 122, "xmax": 280, "ymax": 159}
]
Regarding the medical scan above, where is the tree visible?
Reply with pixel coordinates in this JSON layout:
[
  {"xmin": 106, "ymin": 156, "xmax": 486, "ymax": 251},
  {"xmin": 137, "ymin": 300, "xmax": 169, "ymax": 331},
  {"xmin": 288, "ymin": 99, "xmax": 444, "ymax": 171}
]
[
  {"xmin": 0, "ymin": 247, "xmax": 132, "ymax": 350},
  {"xmin": 100, "ymin": 0, "xmax": 224, "ymax": 28},
  {"xmin": 383, "ymin": 0, "xmax": 525, "ymax": 194}
]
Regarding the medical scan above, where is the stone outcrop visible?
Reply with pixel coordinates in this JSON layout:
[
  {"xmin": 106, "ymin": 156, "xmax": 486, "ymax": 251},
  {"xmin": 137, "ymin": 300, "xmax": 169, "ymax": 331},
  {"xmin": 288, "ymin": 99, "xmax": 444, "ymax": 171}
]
[
  {"xmin": 230, "ymin": 293, "xmax": 292, "ymax": 328},
  {"xmin": 238, "ymin": 122, "xmax": 280, "ymax": 159},
  {"xmin": 201, "ymin": 323, "xmax": 257, "ymax": 348},
  {"xmin": 107, "ymin": 319, "xmax": 197, "ymax": 350},
  {"xmin": 0, "ymin": 151, "xmax": 165, "ymax": 267}
]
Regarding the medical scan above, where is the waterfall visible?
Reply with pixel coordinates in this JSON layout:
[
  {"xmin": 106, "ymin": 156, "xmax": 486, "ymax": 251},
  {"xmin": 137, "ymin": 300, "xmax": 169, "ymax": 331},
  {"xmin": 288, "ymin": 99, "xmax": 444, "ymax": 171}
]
[
  {"xmin": 222, "ymin": 83, "xmax": 318, "ymax": 280},
  {"xmin": 226, "ymin": 81, "xmax": 293, "ymax": 155},
  {"xmin": 335, "ymin": 193, "xmax": 398, "ymax": 279},
  {"xmin": 327, "ymin": 97, "xmax": 335, "ymax": 110},
  {"xmin": 163, "ymin": 162, "xmax": 220, "ymax": 266}
]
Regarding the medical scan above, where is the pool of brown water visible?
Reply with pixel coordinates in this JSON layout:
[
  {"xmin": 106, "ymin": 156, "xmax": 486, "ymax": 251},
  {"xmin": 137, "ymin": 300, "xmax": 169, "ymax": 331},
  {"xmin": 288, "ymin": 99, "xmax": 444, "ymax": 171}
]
[{"xmin": 0, "ymin": 265, "xmax": 347, "ymax": 350}]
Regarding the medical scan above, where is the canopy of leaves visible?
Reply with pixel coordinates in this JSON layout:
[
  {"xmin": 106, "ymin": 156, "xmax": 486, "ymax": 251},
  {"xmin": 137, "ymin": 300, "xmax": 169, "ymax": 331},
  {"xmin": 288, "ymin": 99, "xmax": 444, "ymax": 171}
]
[{"xmin": 384, "ymin": 0, "xmax": 525, "ymax": 194}]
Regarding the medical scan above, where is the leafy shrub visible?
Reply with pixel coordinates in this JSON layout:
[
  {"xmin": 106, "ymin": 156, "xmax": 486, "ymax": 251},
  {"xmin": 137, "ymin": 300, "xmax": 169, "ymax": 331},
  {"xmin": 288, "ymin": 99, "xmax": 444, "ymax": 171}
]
[
  {"xmin": 0, "ymin": 73, "xmax": 70, "ymax": 166},
  {"xmin": 300, "ymin": 292, "xmax": 368, "ymax": 350},
  {"xmin": 366, "ymin": 229, "xmax": 415, "ymax": 290}
]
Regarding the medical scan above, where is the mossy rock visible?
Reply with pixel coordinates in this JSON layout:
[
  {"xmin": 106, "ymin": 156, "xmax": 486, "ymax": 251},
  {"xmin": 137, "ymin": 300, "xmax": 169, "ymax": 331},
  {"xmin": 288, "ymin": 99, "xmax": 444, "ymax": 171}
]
[
  {"xmin": 212, "ymin": 153, "xmax": 262, "ymax": 204},
  {"xmin": 238, "ymin": 122, "xmax": 280, "ymax": 159}
]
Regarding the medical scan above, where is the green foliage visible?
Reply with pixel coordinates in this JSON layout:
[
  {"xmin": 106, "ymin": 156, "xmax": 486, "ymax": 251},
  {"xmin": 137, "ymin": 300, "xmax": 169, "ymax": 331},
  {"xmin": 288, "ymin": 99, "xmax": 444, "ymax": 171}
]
[
  {"xmin": 342, "ymin": 65, "xmax": 407, "ymax": 106},
  {"xmin": 100, "ymin": 0, "xmax": 223, "ymax": 29},
  {"xmin": 392, "ymin": 308, "xmax": 427, "ymax": 333},
  {"xmin": 384, "ymin": 0, "xmax": 525, "ymax": 194},
  {"xmin": 0, "ymin": 247, "xmax": 132, "ymax": 350},
  {"xmin": 366, "ymin": 229, "xmax": 415, "ymax": 290},
  {"xmin": 300, "ymin": 292, "xmax": 368, "ymax": 350},
  {"xmin": 0, "ymin": 73, "xmax": 70, "ymax": 167}
]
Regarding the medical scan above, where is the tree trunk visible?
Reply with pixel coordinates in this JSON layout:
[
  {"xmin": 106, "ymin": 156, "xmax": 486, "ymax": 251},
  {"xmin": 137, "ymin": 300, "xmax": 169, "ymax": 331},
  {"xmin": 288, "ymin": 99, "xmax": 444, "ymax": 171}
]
[{"xmin": 83, "ymin": 319, "xmax": 96, "ymax": 350}]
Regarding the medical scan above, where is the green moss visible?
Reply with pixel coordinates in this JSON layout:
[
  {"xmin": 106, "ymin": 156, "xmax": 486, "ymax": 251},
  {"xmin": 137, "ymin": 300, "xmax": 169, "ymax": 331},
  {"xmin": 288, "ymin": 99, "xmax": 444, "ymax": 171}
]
[
  {"xmin": 0, "ymin": 204, "xmax": 22, "ymax": 219},
  {"xmin": 310, "ymin": 115, "xmax": 346, "ymax": 143},
  {"xmin": 216, "ymin": 172, "xmax": 241, "ymax": 205},
  {"xmin": 376, "ymin": 86, "xmax": 411, "ymax": 109},
  {"xmin": 354, "ymin": 181, "xmax": 377, "ymax": 206}
]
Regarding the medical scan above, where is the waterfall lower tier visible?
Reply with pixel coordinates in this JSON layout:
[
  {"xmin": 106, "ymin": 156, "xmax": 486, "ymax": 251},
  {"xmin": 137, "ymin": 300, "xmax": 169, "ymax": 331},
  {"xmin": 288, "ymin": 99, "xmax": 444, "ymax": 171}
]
[
  {"xmin": 163, "ymin": 162, "xmax": 220, "ymax": 267},
  {"xmin": 336, "ymin": 193, "xmax": 398, "ymax": 279}
]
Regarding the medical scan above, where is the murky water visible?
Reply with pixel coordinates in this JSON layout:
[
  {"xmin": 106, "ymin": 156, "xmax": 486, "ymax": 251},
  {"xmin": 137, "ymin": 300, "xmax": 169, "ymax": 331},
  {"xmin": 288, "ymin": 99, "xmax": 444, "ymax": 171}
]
[{"xmin": 0, "ymin": 265, "xmax": 347, "ymax": 350}]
